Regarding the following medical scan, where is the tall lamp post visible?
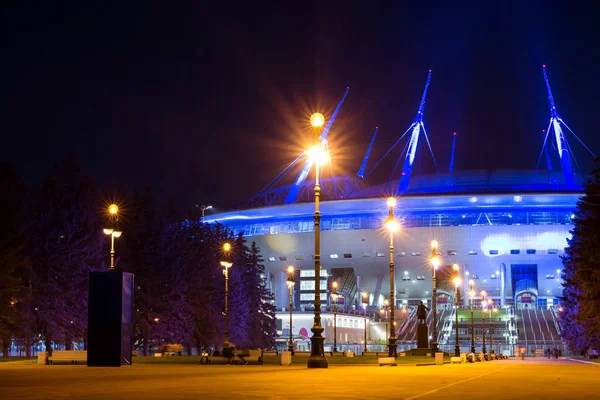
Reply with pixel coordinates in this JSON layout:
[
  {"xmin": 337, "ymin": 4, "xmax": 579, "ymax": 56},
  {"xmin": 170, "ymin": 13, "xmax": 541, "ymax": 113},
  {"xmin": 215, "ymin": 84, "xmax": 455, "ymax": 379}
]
[
  {"xmin": 430, "ymin": 240, "xmax": 440, "ymax": 355},
  {"xmin": 103, "ymin": 204, "xmax": 122, "ymax": 271},
  {"xmin": 481, "ymin": 290, "xmax": 487, "ymax": 354},
  {"xmin": 384, "ymin": 197, "xmax": 399, "ymax": 358},
  {"xmin": 380, "ymin": 299, "xmax": 390, "ymax": 345},
  {"xmin": 307, "ymin": 112, "xmax": 328, "ymax": 368},
  {"xmin": 286, "ymin": 266, "xmax": 295, "ymax": 353},
  {"xmin": 488, "ymin": 301, "xmax": 496, "ymax": 355},
  {"xmin": 331, "ymin": 282, "xmax": 339, "ymax": 352},
  {"xmin": 362, "ymin": 292, "xmax": 368, "ymax": 353},
  {"xmin": 453, "ymin": 275, "xmax": 461, "ymax": 357},
  {"xmin": 469, "ymin": 280, "xmax": 476, "ymax": 353},
  {"xmin": 196, "ymin": 204, "xmax": 213, "ymax": 223},
  {"xmin": 220, "ymin": 243, "xmax": 233, "ymax": 348}
]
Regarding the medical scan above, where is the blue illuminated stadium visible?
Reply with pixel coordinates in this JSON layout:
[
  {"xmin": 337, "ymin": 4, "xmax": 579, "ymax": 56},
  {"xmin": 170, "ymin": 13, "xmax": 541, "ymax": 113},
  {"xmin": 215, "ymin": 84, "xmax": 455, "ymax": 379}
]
[{"xmin": 206, "ymin": 67, "xmax": 595, "ymax": 354}]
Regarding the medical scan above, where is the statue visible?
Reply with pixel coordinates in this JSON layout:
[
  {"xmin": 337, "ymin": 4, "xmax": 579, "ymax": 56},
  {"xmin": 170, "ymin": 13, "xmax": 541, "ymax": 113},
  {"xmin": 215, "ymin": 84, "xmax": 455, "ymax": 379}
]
[{"xmin": 417, "ymin": 301, "xmax": 429, "ymax": 324}]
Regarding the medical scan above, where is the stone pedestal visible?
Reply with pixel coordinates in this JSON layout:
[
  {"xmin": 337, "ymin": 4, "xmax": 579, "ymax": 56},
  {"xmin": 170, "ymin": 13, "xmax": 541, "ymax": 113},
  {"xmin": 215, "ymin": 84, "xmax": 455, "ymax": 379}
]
[{"xmin": 417, "ymin": 323, "xmax": 429, "ymax": 349}]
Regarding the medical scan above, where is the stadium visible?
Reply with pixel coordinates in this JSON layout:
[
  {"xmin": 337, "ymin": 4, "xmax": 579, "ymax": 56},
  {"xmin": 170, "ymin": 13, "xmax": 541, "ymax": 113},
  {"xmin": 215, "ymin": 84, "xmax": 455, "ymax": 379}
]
[{"xmin": 206, "ymin": 67, "xmax": 594, "ymax": 355}]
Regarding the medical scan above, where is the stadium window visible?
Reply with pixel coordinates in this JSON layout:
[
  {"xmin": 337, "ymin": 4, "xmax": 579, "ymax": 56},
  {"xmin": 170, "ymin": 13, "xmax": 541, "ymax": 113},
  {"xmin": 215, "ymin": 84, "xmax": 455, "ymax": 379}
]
[
  {"xmin": 362, "ymin": 252, "xmax": 371, "ymax": 258},
  {"xmin": 468, "ymin": 250, "xmax": 478, "ymax": 255},
  {"xmin": 416, "ymin": 276, "xmax": 425, "ymax": 280},
  {"xmin": 526, "ymin": 249, "xmax": 536, "ymax": 254},
  {"xmin": 343, "ymin": 253, "xmax": 352, "ymax": 259},
  {"xmin": 490, "ymin": 274, "xmax": 498, "ymax": 279},
  {"xmin": 471, "ymin": 275, "xmax": 479, "ymax": 279},
  {"xmin": 268, "ymin": 257, "xmax": 276, "ymax": 262},
  {"xmin": 397, "ymin": 251, "xmax": 406, "ymax": 257},
  {"xmin": 376, "ymin": 252, "xmax": 385, "ymax": 257},
  {"xmin": 402, "ymin": 276, "xmax": 411, "ymax": 281},
  {"xmin": 548, "ymin": 249, "xmax": 558, "ymax": 254},
  {"xmin": 546, "ymin": 274, "xmax": 555, "ymax": 279},
  {"xmin": 329, "ymin": 253, "xmax": 339, "ymax": 259},
  {"xmin": 411, "ymin": 251, "xmax": 421, "ymax": 256},
  {"xmin": 300, "ymin": 270, "xmax": 315, "ymax": 277},
  {"xmin": 279, "ymin": 256, "xmax": 287, "ymax": 261},
  {"xmin": 447, "ymin": 251, "xmax": 457, "ymax": 256},
  {"xmin": 489, "ymin": 250, "xmax": 499, "ymax": 255},
  {"xmin": 295, "ymin": 255, "xmax": 304, "ymax": 260},
  {"xmin": 510, "ymin": 249, "xmax": 520, "ymax": 255}
]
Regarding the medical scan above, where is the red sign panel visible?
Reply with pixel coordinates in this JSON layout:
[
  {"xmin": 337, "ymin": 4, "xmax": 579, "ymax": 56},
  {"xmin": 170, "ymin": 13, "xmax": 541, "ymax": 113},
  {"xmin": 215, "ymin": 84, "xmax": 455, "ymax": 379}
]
[
  {"xmin": 521, "ymin": 296, "xmax": 532, "ymax": 304},
  {"xmin": 437, "ymin": 297, "xmax": 448, "ymax": 304}
]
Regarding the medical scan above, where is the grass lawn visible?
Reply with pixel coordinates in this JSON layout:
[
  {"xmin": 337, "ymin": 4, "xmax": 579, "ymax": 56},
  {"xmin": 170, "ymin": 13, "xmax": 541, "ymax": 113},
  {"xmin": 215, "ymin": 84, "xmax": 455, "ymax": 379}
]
[
  {"xmin": 456, "ymin": 309, "xmax": 506, "ymax": 322},
  {"xmin": 0, "ymin": 357, "xmax": 38, "ymax": 365},
  {"xmin": 133, "ymin": 354, "xmax": 449, "ymax": 365}
]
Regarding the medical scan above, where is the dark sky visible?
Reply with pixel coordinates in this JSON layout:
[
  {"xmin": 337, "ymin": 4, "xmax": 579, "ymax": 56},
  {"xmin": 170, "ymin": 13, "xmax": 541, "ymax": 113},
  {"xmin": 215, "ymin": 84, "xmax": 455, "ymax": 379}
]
[{"xmin": 3, "ymin": 1, "xmax": 600, "ymax": 211}]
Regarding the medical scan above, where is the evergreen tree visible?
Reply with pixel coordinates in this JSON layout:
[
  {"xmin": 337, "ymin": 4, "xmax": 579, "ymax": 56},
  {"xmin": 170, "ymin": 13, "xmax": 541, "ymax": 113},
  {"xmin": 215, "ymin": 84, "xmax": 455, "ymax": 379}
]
[{"xmin": 561, "ymin": 161, "xmax": 600, "ymax": 353}]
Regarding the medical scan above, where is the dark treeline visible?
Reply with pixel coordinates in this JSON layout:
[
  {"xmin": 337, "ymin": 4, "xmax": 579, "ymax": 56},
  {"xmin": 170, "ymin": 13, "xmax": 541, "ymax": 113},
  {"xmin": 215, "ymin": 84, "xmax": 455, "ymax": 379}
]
[
  {"xmin": 0, "ymin": 158, "xmax": 276, "ymax": 358},
  {"xmin": 560, "ymin": 161, "xmax": 600, "ymax": 354}
]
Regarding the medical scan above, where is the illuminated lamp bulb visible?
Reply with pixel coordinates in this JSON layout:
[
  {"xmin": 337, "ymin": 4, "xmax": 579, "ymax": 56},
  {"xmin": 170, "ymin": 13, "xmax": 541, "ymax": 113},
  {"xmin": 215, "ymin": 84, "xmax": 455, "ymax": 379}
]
[
  {"xmin": 108, "ymin": 204, "xmax": 119, "ymax": 215},
  {"xmin": 310, "ymin": 113, "xmax": 325, "ymax": 127},
  {"xmin": 308, "ymin": 145, "xmax": 328, "ymax": 165},
  {"xmin": 386, "ymin": 197, "xmax": 397, "ymax": 208}
]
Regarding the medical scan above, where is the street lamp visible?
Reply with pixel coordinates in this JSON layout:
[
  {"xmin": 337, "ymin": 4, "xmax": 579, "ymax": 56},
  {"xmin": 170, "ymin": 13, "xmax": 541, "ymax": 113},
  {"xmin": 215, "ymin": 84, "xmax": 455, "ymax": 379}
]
[
  {"xmin": 453, "ymin": 276, "xmax": 461, "ymax": 357},
  {"xmin": 196, "ymin": 204, "xmax": 213, "ymax": 223},
  {"xmin": 308, "ymin": 112, "xmax": 329, "ymax": 369},
  {"xmin": 331, "ymin": 282, "xmax": 339, "ymax": 353},
  {"xmin": 430, "ymin": 240, "xmax": 440, "ymax": 355},
  {"xmin": 362, "ymin": 292, "xmax": 368, "ymax": 353},
  {"xmin": 286, "ymin": 266, "xmax": 295, "ymax": 353},
  {"xmin": 469, "ymin": 280, "xmax": 476, "ymax": 353},
  {"xmin": 481, "ymin": 290, "xmax": 487, "ymax": 354},
  {"xmin": 488, "ymin": 301, "xmax": 496, "ymax": 355},
  {"xmin": 220, "ymin": 243, "xmax": 233, "ymax": 348},
  {"xmin": 385, "ymin": 197, "xmax": 399, "ymax": 358},
  {"xmin": 103, "ymin": 204, "xmax": 122, "ymax": 271},
  {"xmin": 380, "ymin": 299, "xmax": 390, "ymax": 345}
]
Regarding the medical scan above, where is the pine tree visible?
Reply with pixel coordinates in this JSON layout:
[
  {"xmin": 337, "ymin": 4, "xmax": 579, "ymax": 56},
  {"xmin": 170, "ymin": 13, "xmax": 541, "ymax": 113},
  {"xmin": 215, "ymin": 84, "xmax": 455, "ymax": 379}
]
[{"xmin": 561, "ymin": 161, "xmax": 600, "ymax": 353}]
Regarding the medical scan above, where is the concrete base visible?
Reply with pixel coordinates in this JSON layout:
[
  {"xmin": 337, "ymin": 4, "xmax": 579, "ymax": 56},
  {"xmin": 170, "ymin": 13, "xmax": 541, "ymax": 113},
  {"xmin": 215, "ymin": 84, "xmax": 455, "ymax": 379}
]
[
  {"xmin": 450, "ymin": 356, "xmax": 462, "ymax": 364},
  {"xmin": 417, "ymin": 324, "xmax": 429, "ymax": 348},
  {"xmin": 378, "ymin": 357, "xmax": 397, "ymax": 366}
]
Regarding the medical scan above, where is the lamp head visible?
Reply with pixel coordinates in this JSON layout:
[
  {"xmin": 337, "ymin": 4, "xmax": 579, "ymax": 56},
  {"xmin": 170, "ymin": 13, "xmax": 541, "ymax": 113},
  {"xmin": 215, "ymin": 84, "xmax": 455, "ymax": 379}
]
[
  {"xmin": 308, "ymin": 145, "xmax": 328, "ymax": 165},
  {"xmin": 112, "ymin": 230, "xmax": 122, "ymax": 238},
  {"xmin": 469, "ymin": 279, "xmax": 474, "ymax": 286},
  {"xmin": 223, "ymin": 242, "xmax": 231, "ymax": 252},
  {"xmin": 103, "ymin": 228, "xmax": 114, "ymax": 235},
  {"xmin": 386, "ymin": 197, "xmax": 396, "ymax": 208},
  {"xmin": 286, "ymin": 277, "xmax": 295, "ymax": 287},
  {"xmin": 362, "ymin": 292, "xmax": 368, "ymax": 299},
  {"xmin": 384, "ymin": 299, "xmax": 389, "ymax": 306},
  {"xmin": 287, "ymin": 266, "xmax": 294, "ymax": 274},
  {"xmin": 220, "ymin": 261, "xmax": 233, "ymax": 269},
  {"xmin": 385, "ymin": 217, "xmax": 400, "ymax": 232},
  {"xmin": 332, "ymin": 281, "xmax": 338, "ymax": 289},
  {"xmin": 431, "ymin": 240, "xmax": 438, "ymax": 249},
  {"xmin": 108, "ymin": 204, "xmax": 119, "ymax": 215},
  {"xmin": 481, "ymin": 290, "xmax": 487, "ymax": 297},
  {"xmin": 430, "ymin": 256, "xmax": 440, "ymax": 268},
  {"xmin": 310, "ymin": 112, "xmax": 325, "ymax": 127},
  {"xmin": 469, "ymin": 290, "xmax": 475, "ymax": 297},
  {"xmin": 453, "ymin": 277, "xmax": 461, "ymax": 287},
  {"xmin": 452, "ymin": 263, "xmax": 459, "ymax": 271}
]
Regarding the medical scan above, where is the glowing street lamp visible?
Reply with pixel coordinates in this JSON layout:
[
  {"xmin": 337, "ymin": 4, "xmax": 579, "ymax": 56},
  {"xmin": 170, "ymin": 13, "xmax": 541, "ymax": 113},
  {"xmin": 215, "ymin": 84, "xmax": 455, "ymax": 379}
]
[
  {"xmin": 469, "ymin": 280, "xmax": 476, "ymax": 353},
  {"xmin": 103, "ymin": 204, "xmax": 122, "ymax": 271},
  {"xmin": 308, "ymin": 112, "xmax": 328, "ymax": 369},
  {"xmin": 362, "ymin": 292, "xmax": 368, "ymax": 353},
  {"xmin": 385, "ymin": 197, "xmax": 399, "ymax": 358},
  {"xmin": 481, "ymin": 290, "xmax": 488, "ymax": 354},
  {"xmin": 286, "ymin": 266, "xmax": 295, "ymax": 353},
  {"xmin": 220, "ymin": 243, "xmax": 233, "ymax": 348},
  {"xmin": 453, "ymin": 275, "xmax": 461, "ymax": 357},
  {"xmin": 430, "ymin": 240, "xmax": 440, "ymax": 355},
  {"xmin": 331, "ymin": 282, "xmax": 339, "ymax": 353}
]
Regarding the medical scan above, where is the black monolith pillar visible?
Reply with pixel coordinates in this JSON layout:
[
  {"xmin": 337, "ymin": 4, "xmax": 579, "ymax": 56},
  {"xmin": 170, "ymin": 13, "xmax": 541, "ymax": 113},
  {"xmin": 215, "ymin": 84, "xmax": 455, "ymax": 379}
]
[
  {"xmin": 417, "ymin": 324, "xmax": 429, "ymax": 349},
  {"xmin": 88, "ymin": 271, "xmax": 134, "ymax": 366}
]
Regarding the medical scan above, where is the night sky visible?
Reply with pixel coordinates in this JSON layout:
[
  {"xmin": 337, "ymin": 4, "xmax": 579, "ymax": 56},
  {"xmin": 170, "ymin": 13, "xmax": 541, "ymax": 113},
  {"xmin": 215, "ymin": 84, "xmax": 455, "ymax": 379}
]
[{"xmin": 3, "ymin": 2, "xmax": 600, "ymax": 211}]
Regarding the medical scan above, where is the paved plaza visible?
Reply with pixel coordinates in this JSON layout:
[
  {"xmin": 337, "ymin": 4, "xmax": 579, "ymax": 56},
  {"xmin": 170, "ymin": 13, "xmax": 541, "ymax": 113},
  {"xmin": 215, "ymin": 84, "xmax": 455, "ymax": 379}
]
[{"xmin": 1, "ymin": 358, "xmax": 598, "ymax": 399}]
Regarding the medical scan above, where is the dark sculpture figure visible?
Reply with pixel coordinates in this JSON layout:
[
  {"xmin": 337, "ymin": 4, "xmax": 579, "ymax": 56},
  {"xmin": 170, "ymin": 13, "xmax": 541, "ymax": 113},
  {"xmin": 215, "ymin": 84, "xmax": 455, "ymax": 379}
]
[{"xmin": 417, "ymin": 301, "xmax": 429, "ymax": 324}]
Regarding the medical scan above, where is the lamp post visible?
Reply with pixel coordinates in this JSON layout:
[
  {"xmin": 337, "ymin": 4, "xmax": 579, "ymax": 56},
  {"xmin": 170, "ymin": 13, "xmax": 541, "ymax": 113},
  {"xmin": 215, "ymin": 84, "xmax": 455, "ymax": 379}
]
[
  {"xmin": 103, "ymin": 204, "xmax": 122, "ymax": 271},
  {"xmin": 481, "ymin": 290, "xmax": 487, "ymax": 354},
  {"xmin": 430, "ymin": 240, "xmax": 440, "ymax": 355},
  {"xmin": 469, "ymin": 280, "xmax": 476, "ymax": 353},
  {"xmin": 286, "ymin": 266, "xmax": 295, "ymax": 353},
  {"xmin": 453, "ymin": 274, "xmax": 461, "ymax": 357},
  {"xmin": 488, "ymin": 301, "xmax": 495, "ymax": 355},
  {"xmin": 307, "ymin": 112, "xmax": 328, "ymax": 369},
  {"xmin": 384, "ymin": 197, "xmax": 399, "ymax": 358},
  {"xmin": 331, "ymin": 282, "xmax": 339, "ymax": 352},
  {"xmin": 362, "ymin": 292, "xmax": 368, "ymax": 353},
  {"xmin": 221, "ymin": 243, "xmax": 233, "ymax": 348}
]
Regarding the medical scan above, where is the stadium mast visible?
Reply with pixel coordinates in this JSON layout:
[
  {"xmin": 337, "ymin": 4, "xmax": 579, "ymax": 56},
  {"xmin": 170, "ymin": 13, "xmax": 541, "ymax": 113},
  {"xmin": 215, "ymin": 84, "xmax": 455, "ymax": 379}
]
[
  {"xmin": 449, "ymin": 132, "xmax": 457, "ymax": 173},
  {"xmin": 397, "ymin": 70, "xmax": 437, "ymax": 193},
  {"xmin": 284, "ymin": 87, "xmax": 350, "ymax": 204},
  {"xmin": 357, "ymin": 127, "xmax": 379, "ymax": 179}
]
